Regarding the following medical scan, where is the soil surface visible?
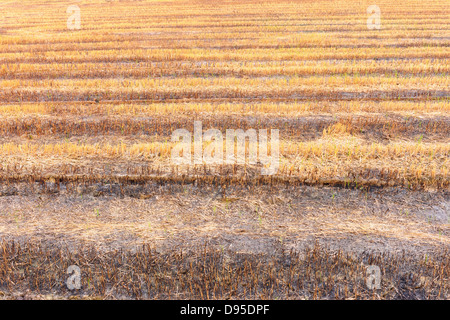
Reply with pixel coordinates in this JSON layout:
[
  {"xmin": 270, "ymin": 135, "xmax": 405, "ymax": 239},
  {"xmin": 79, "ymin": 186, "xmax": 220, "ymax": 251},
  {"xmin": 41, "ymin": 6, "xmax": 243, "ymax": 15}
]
[{"xmin": 1, "ymin": 184, "xmax": 448, "ymax": 257}]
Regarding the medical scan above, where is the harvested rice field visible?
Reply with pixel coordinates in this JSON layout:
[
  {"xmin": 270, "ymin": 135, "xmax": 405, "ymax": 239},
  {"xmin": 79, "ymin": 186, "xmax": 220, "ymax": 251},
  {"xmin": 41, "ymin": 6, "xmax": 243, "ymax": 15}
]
[{"xmin": 0, "ymin": 0, "xmax": 448, "ymax": 300}]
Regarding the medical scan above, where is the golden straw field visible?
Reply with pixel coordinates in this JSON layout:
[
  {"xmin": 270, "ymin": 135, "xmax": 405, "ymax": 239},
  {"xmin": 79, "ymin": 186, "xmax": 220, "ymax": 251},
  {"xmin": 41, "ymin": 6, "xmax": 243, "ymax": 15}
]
[{"xmin": 0, "ymin": 0, "xmax": 448, "ymax": 300}]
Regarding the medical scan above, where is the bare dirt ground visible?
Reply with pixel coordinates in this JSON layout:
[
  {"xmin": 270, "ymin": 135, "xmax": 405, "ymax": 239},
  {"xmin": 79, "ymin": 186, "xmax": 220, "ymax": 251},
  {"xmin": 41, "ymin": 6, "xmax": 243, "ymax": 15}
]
[
  {"xmin": 0, "ymin": 183, "xmax": 448, "ymax": 300},
  {"xmin": 1, "ymin": 184, "xmax": 448, "ymax": 256}
]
